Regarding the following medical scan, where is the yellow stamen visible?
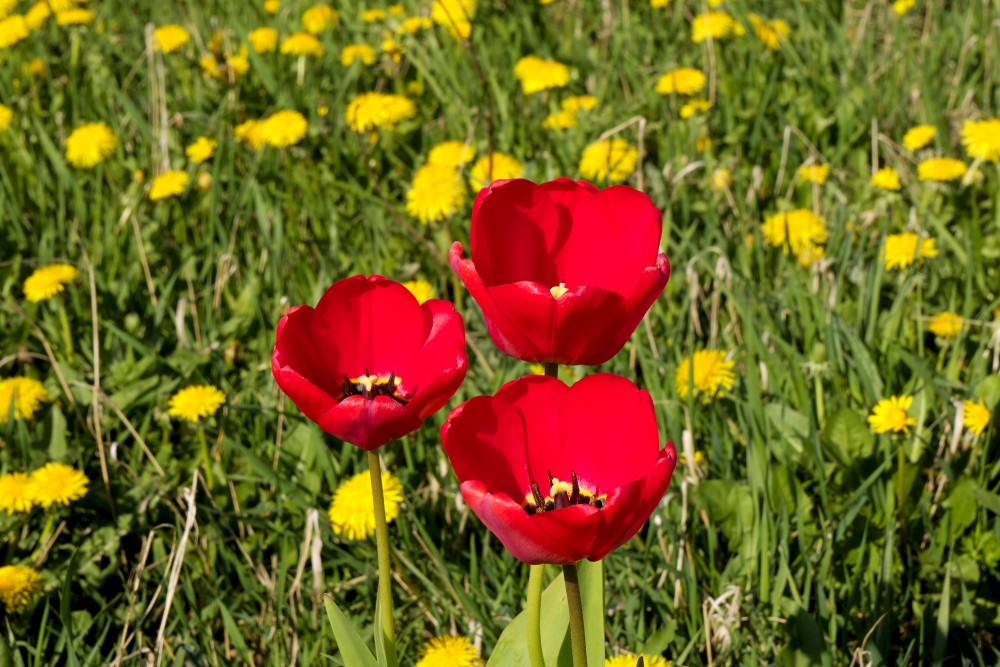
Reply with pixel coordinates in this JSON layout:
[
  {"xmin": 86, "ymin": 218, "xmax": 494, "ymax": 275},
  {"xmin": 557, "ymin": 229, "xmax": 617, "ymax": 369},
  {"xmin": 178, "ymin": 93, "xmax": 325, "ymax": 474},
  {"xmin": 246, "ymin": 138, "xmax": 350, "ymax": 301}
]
[{"xmin": 550, "ymin": 282, "xmax": 569, "ymax": 298}]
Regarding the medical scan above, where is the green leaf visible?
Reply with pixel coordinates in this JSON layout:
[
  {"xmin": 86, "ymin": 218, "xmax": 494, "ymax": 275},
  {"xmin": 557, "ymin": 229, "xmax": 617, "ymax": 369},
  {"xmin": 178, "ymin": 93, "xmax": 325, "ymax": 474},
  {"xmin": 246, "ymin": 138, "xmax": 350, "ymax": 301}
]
[
  {"xmin": 577, "ymin": 560, "xmax": 605, "ymax": 667},
  {"xmin": 764, "ymin": 403, "xmax": 808, "ymax": 463},
  {"xmin": 944, "ymin": 477, "xmax": 977, "ymax": 537},
  {"xmin": 821, "ymin": 407, "xmax": 874, "ymax": 465},
  {"xmin": 324, "ymin": 596, "xmax": 378, "ymax": 667},
  {"xmin": 972, "ymin": 487, "xmax": 1000, "ymax": 516},
  {"xmin": 487, "ymin": 571, "xmax": 571, "ymax": 667},
  {"xmin": 975, "ymin": 375, "xmax": 1000, "ymax": 409}
]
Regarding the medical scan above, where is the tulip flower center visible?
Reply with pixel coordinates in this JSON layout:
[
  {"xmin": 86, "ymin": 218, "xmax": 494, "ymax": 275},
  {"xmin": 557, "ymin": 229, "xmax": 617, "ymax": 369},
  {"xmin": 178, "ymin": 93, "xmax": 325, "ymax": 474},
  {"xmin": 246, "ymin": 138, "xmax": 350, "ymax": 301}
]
[
  {"xmin": 549, "ymin": 282, "xmax": 569, "ymax": 299},
  {"xmin": 341, "ymin": 371, "xmax": 407, "ymax": 404},
  {"xmin": 522, "ymin": 470, "xmax": 606, "ymax": 515}
]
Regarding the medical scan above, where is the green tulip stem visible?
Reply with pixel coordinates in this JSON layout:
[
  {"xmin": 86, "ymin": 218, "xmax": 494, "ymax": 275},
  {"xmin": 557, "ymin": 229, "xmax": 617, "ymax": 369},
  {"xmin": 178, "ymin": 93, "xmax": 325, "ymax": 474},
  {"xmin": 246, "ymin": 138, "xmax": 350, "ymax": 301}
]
[
  {"xmin": 563, "ymin": 562, "xmax": 588, "ymax": 667},
  {"xmin": 367, "ymin": 449, "xmax": 398, "ymax": 667},
  {"xmin": 526, "ymin": 564, "xmax": 546, "ymax": 667}
]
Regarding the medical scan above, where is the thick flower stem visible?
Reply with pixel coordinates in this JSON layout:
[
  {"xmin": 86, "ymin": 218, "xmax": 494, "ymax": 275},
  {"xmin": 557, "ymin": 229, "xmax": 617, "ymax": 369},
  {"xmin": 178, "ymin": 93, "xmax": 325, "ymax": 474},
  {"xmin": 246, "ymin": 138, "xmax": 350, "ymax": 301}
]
[
  {"xmin": 563, "ymin": 563, "xmax": 588, "ymax": 667},
  {"xmin": 367, "ymin": 450, "xmax": 398, "ymax": 667},
  {"xmin": 526, "ymin": 564, "xmax": 546, "ymax": 667}
]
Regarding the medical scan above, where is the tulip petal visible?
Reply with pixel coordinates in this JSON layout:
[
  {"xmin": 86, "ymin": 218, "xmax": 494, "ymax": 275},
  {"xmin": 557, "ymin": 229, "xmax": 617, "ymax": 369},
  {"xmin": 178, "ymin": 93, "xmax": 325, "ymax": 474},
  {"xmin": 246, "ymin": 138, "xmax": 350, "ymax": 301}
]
[
  {"xmin": 404, "ymin": 299, "xmax": 468, "ymax": 416},
  {"xmin": 470, "ymin": 179, "xmax": 563, "ymax": 287},
  {"xmin": 317, "ymin": 395, "xmax": 422, "ymax": 451},
  {"xmin": 555, "ymin": 185, "xmax": 662, "ymax": 296},
  {"xmin": 311, "ymin": 276, "xmax": 426, "ymax": 380},
  {"xmin": 272, "ymin": 305, "xmax": 342, "ymax": 416},
  {"xmin": 442, "ymin": 395, "xmax": 531, "ymax": 500}
]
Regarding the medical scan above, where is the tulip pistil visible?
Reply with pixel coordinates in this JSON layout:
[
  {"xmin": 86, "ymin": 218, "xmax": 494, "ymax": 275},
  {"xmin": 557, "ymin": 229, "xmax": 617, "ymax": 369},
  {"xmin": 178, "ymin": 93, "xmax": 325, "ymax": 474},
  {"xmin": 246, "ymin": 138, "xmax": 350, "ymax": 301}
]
[
  {"xmin": 342, "ymin": 371, "xmax": 407, "ymax": 404},
  {"xmin": 522, "ymin": 470, "xmax": 606, "ymax": 515}
]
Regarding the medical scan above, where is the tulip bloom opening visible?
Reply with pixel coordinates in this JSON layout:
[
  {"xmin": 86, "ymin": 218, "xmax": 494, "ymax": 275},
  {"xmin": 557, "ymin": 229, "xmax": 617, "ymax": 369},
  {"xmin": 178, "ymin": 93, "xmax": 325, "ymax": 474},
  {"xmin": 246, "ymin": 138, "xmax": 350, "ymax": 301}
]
[
  {"xmin": 441, "ymin": 373, "xmax": 676, "ymax": 565},
  {"xmin": 272, "ymin": 275, "xmax": 467, "ymax": 450},
  {"xmin": 451, "ymin": 178, "xmax": 670, "ymax": 365}
]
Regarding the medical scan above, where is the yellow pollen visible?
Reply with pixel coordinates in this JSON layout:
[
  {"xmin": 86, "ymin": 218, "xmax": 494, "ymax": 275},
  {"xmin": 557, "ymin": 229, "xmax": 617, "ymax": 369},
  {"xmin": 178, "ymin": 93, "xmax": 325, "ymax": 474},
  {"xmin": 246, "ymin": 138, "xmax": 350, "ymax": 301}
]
[{"xmin": 550, "ymin": 282, "xmax": 569, "ymax": 298}]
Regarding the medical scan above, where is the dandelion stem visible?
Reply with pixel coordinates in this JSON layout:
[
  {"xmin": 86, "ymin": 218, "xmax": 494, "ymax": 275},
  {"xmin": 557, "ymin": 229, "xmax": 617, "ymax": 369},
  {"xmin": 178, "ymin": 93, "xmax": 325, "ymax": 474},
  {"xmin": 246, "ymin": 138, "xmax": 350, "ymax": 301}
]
[
  {"xmin": 57, "ymin": 303, "xmax": 74, "ymax": 363},
  {"xmin": 197, "ymin": 429, "xmax": 214, "ymax": 490},
  {"xmin": 367, "ymin": 449, "xmax": 398, "ymax": 667},
  {"xmin": 563, "ymin": 562, "xmax": 588, "ymax": 667},
  {"xmin": 526, "ymin": 564, "xmax": 545, "ymax": 667}
]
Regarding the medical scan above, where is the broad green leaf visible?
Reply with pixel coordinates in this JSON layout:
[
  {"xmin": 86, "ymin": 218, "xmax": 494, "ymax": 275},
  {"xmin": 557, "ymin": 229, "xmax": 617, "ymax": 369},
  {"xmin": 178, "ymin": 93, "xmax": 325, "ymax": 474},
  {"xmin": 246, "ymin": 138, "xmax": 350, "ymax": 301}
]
[
  {"xmin": 821, "ymin": 407, "xmax": 874, "ymax": 465},
  {"xmin": 487, "ymin": 571, "xmax": 571, "ymax": 667},
  {"xmin": 324, "ymin": 596, "xmax": 378, "ymax": 667},
  {"xmin": 577, "ymin": 559, "xmax": 605, "ymax": 667},
  {"xmin": 972, "ymin": 487, "xmax": 1000, "ymax": 516},
  {"xmin": 975, "ymin": 375, "xmax": 1000, "ymax": 409},
  {"xmin": 764, "ymin": 403, "xmax": 808, "ymax": 463}
]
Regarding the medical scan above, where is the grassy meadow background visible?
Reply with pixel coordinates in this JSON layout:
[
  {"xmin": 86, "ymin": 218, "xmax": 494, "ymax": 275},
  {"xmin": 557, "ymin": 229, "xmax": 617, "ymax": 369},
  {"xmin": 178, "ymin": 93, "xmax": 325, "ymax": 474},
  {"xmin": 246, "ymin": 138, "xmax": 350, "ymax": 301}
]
[{"xmin": 2, "ymin": 0, "xmax": 1000, "ymax": 664}]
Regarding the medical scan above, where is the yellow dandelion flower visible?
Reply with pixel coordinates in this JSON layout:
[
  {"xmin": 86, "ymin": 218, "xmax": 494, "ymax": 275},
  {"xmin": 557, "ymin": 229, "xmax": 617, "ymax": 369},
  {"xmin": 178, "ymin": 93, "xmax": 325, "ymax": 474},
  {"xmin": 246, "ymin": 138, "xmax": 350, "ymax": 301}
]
[
  {"xmin": 362, "ymin": 8, "xmax": 387, "ymax": 23},
  {"xmin": 917, "ymin": 157, "xmax": 966, "ymax": 182},
  {"xmin": 345, "ymin": 92, "xmax": 416, "ymax": 132},
  {"xmin": 0, "ymin": 14, "xmax": 28, "ymax": 48},
  {"xmin": 381, "ymin": 36, "xmax": 402, "ymax": 62},
  {"xmin": 403, "ymin": 280, "xmax": 435, "ymax": 304},
  {"xmin": 696, "ymin": 136, "xmax": 713, "ymax": 152},
  {"xmin": 55, "ymin": 8, "xmax": 93, "ymax": 25},
  {"xmin": 927, "ymin": 312, "xmax": 964, "ymax": 338},
  {"xmin": 197, "ymin": 171, "xmax": 212, "ymax": 190},
  {"xmin": 579, "ymin": 138, "xmax": 637, "ymax": 184},
  {"xmin": 562, "ymin": 95, "xmax": 597, "ymax": 112},
  {"xmin": 468, "ymin": 152, "xmax": 524, "ymax": 191},
  {"xmin": 749, "ymin": 14, "xmax": 789, "ymax": 51},
  {"xmin": 0, "ymin": 473, "xmax": 34, "ymax": 514},
  {"xmin": 676, "ymin": 350, "xmax": 735, "ymax": 402},
  {"xmin": 605, "ymin": 655, "xmax": 671, "ymax": 667},
  {"xmin": 691, "ymin": 11, "xmax": 736, "ymax": 43},
  {"xmin": 328, "ymin": 470, "xmax": 403, "ymax": 540},
  {"xmin": 406, "ymin": 164, "xmax": 467, "ymax": 224},
  {"xmin": 902, "ymin": 124, "xmax": 935, "ymax": 151},
  {"xmin": 798, "ymin": 164, "xmax": 829, "ymax": 185},
  {"xmin": 26, "ymin": 463, "xmax": 88, "ymax": 508},
  {"xmin": 513, "ymin": 55, "xmax": 570, "ymax": 95},
  {"xmin": 185, "ymin": 137, "xmax": 217, "ymax": 164},
  {"xmin": 0, "ymin": 104, "xmax": 13, "ymax": 132},
  {"xmin": 680, "ymin": 99, "xmax": 712, "ymax": 119},
  {"xmin": 40, "ymin": 0, "xmax": 78, "ymax": 12},
  {"xmin": 25, "ymin": 58, "xmax": 46, "ymax": 78},
  {"xmin": 0, "ymin": 377, "xmax": 49, "ymax": 423},
  {"xmin": 281, "ymin": 32, "xmax": 324, "ymax": 57},
  {"xmin": 317, "ymin": 104, "xmax": 330, "ymax": 117},
  {"xmin": 260, "ymin": 110, "xmax": 308, "ymax": 147},
  {"xmin": 795, "ymin": 243, "xmax": 825, "ymax": 268},
  {"xmin": 341, "ymin": 43, "xmax": 377, "ymax": 67},
  {"xmin": 884, "ymin": 232, "xmax": 938, "ymax": 270},
  {"xmin": 0, "ymin": 565, "xmax": 43, "ymax": 613},
  {"xmin": 400, "ymin": 16, "xmax": 432, "ymax": 34},
  {"xmin": 0, "ymin": 0, "xmax": 15, "ymax": 18},
  {"xmin": 893, "ymin": 0, "xmax": 915, "ymax": 15},
  {"xmin": 153, "ymin": 24, "xmax": 189, "ymax": 53},
  {"xmin": 711, "ymin": 167, "xmax": 732, "ymax": 191},
  {"xmin": 871, "ymin": 167, "xmax": 901, "ymax": 191},
  {"xmin": 868, "ymin": 395, "xmax": 916, "ymax": 434},
  {"xmin": 415, "ymin": 636, "xmax": 482, "ymax": 667},
  {"xmin": 149, "ymin": 170, "xmax": 189, "ymax": 201},
  {"xmin": 302, "ymin": 4, "xmax": 339, "ymax": 33},
  {"xmin": 23, "ymin": 263, "xmax": 79, "ymax": 302},
  {"xmin": 962, "ymin": 399, "xmax": 991, "ymax": 436},
  {"xmin": 432, "ymin": 0, "xmax": 475, "ymax": 40},
  {"xmin": 761, "ymin": 209, "xmax": 827, "ymax": 255},
  {"xmin": 428, "ymin": 140, "xmax": 476, "ymax": 167},
  {"xmin": 25, "ymin": 2, "xmax": 50, "ymax": 29},
  {"xmin": 248, "ymin": 26, "xmax": 278, "ymax": 53},
  {"xmin": 235, "ymin": 119, "xmax": 266, "ymax": 150},
  {"xmin": 544, "ymin": 110, "xmax": 578, "ymax": 130},
  {"xmin": 264, "ymin": 0, "xmax": 280, "ymax": 14},
  {"xmin": 168, "ymin": 385, "xmax": 226, "ymax": 422},
  {"xmin": 656, "ymin": 67, "xmax": 705, "ymax": 96},
  {"xmin": 960, "ymin": 118, "xmax": 1000, "ymax": 162},
  {"xmin": 65, "ymin": 122, "xmax": 116, "ymax": 168},
  {"xmin": 651, "ymin": 0, "xmax": 670, "ymax": 7}
]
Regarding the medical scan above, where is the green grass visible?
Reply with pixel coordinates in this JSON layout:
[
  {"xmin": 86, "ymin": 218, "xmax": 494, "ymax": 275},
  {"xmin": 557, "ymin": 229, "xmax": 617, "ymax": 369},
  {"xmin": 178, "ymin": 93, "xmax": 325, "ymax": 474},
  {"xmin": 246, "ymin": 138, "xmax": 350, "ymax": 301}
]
[{"xmin": 2, "ymin": 0, "xmax": 1000, "ymax": 664}]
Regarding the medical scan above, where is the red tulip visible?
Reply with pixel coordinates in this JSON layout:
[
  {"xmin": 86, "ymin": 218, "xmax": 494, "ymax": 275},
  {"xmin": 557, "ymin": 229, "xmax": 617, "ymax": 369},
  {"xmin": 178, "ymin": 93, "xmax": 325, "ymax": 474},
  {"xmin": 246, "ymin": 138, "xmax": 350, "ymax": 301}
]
[
  {"xmin": 441, "ymin": 373, "xmax": 676, "ymax": 564},
  {"xmin": 272, "ymin": 275, "xmax": 467, "ymax": 450},
  {"xmin": 450, "ymin": 178, "xmax": 670, "ymax": 365}
]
